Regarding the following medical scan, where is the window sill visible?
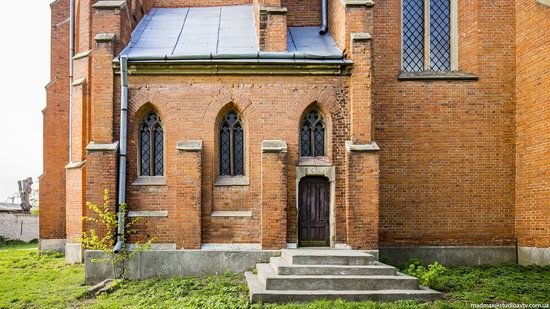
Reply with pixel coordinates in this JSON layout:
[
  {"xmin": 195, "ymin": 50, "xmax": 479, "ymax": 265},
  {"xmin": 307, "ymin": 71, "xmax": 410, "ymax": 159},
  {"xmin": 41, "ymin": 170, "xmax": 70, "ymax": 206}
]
[
  {"xmin": 398, "ymin": 71, "xmax": 479, "ymax": 81},
  {"xmin": 214, "ymin": 176, "xmax": 249, "ymax": 187},
  {"xmin": 132, "ymin": 176, "xmax": 166, "ymax": 186}
]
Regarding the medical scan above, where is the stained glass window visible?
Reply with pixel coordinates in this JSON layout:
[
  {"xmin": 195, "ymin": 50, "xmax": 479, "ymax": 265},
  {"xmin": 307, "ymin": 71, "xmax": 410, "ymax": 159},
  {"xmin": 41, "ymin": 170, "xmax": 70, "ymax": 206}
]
[
  {"xmin": 219, "ymin": 111, "xmax": 245, "ymax": 176},
  {"xmin": 139, "ymin": 112, "xmax": 163, "ymax": 176},
  {"xmin": 300, "ymin": 109, "xmax": 326, "ymax": 157}
]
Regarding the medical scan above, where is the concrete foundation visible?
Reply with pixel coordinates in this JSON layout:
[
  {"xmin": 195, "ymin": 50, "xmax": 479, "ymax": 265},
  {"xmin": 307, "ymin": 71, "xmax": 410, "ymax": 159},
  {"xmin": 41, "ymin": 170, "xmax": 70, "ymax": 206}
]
[
  {"xmin": 518, "ymin": 247, "xmax": 550, "ymax": 266},
  {"xmin": 379, "ymin": 246, "xmax": 516, "ymax": 266},
  {"xmin": 65, "ymin": 243, "xmax": 83, "ymax": 264},
  {"xmin": 38, "ymin": 239, "xmax": 66, "ymax": 253},
  {"xmin": 85, "ymin": 249, "xmax": 281, "ymax": 284}
]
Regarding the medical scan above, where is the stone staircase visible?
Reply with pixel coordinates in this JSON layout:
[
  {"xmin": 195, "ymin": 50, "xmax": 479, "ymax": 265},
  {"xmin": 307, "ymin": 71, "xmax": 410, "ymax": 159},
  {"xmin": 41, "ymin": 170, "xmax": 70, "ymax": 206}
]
[{"xmin": 245, "ymin": 249, "xmax": 442, "ymax": 304}]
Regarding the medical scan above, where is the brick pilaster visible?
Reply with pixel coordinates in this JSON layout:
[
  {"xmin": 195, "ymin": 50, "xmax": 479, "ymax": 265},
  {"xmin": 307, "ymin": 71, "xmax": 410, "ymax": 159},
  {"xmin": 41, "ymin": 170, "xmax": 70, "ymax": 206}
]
[
  {"xmin": 261, "ymin": 141, "xmax": 288, "ymax": 249},
  {"xmin": 84, "ymin": 142, "xmax": 119, "ymax": 241},
  {"xmin": 258, "ymin": 6, "xmax": 288, "ymax": 52},
  {"xmin": 349, "ymin": 33, "xmax": 373, "ymax": 143},
  {"xmin": 175, "ymin": 141, "xmax": 203, "ymax": 249},
  {"xmin": 345, "ymin": 141, "xmax": 379, "ymax": 250}
]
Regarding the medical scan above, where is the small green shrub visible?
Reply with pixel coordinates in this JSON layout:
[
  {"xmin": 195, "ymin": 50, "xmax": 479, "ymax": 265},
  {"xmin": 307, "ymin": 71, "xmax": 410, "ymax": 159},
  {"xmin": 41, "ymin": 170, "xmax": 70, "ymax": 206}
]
[{"xmin": 404, "ymin": 259, "xmax": 448, "ymax": 287}]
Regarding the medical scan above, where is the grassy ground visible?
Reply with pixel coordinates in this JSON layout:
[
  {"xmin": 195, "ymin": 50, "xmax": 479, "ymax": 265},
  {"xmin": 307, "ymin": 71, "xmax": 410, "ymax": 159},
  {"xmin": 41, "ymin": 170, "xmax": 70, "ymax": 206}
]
[{"xmin": 1, "ymin": 244, "xmax": 549, "ymax": 308}]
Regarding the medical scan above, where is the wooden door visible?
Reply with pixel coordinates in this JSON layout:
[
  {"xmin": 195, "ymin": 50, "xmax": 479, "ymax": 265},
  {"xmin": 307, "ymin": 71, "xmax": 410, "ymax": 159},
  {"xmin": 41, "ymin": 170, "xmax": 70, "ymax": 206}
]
[{"xmin": 298, "ymin": 176, "xmax": 330, "ymax": 247}]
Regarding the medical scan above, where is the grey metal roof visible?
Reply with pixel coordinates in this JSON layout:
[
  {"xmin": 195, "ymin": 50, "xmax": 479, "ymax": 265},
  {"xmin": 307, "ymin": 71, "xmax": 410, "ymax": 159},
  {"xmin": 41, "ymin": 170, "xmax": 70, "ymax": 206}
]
[{"xmin": 119, "ymin": 5, "xmax": 344, "ymax": 61}]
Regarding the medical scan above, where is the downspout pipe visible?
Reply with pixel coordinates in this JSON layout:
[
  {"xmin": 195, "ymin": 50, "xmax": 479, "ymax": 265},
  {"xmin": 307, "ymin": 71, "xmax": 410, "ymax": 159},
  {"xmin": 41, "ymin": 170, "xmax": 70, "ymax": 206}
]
[
  {"xmin": 69, "ymin": 0, "xmax": 75, "ymax": 162},
  {"xmin": 114, "ymin": 56, "xmax": 128, "ymax": 254},
  {"xmin": 319, "ymin": 0, "xmax": 328, "ymax": 35}
]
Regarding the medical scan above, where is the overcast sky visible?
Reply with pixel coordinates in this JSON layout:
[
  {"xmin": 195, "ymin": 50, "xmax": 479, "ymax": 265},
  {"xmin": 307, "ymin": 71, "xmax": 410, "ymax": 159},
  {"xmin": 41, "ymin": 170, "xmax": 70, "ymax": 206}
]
[{"xmin": 0, "ymin": 1, "xmax": 51, "ymax": 202}]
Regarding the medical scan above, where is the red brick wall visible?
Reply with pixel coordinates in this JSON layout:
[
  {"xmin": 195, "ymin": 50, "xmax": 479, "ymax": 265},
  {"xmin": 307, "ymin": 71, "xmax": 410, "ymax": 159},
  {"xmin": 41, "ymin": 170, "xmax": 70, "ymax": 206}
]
[
  {"xmin": 373, "ymin": 0, "xmax": 516, "ymax": 247},
  {"xmin": 515, "ymin": 0, "xmax": 550, "ymax": 249},
  {"xmin": 40, "ymin": 0, "xmax": 70, "ymax": 240},
  {"xmin": 116, "ymin": 75, "xmax": 352, "ymax": 246},
  {"xmin": 286, "ymin": 0, "xmax": 322, "ymax": 27},
  {"xmin": 261, "ymin": 147, "xmax": 288, "ymax": 249}
]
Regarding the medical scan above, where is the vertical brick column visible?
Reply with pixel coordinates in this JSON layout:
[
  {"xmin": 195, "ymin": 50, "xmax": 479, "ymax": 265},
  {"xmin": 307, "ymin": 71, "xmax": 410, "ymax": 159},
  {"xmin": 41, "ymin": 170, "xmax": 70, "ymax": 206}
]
[
  {"xmin": 258, "ymin": 7, "xmax": 288, "ymax": 52},
  {"xmin": 345, "ymin": 141, "xmax": 379, "ymax": 250},
  {"xmin": 89, "ymin": 1, "xmax": 131, "ymax": 143},
  {"xmin": 83, "ymin": 143, "xmax": 119, "ymax": 253},
  {"xmin": 39, "ymin": 0, "xmax": 70, "ymax": 252},
  {"xmin": 175, "ymin": 141, "xmax": 203, "ymax": 249},
  {"xmin": 349, "ymin": 33, "xmax": 373, "ymax": 143},
  {"xmin": 65, "ymin": 161, "xmax": 86, "ymax": 263},
  {"xmin": 261, "ymin": 141, "xmax": 288, "ymax": 249}
]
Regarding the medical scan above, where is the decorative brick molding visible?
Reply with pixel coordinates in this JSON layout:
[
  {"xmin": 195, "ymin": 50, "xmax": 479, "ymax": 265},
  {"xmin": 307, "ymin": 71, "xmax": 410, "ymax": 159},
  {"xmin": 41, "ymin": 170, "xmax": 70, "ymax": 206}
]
[
  {"xmin": 341, "ymin": 0, "xmax": 375, "ymax": 8},
  {"xmin": 176, "ymin": 140, "xmax": 203, "ymax": 152},
  {"xmin": 92, "ymin": 1, "xmax": 127, "ymax": 10},
  {"xmin": 128, "ymin": 211, "xmax": 169, "ymax": 218},
  {"xmin": 85, "ymin": 141, "xmax": 119, "ymax": 152},
  {"xmin": 212, "ymin": 211, "xmax": 253, "ymax": 217},
  {"xmin": 261, "ymin": 140, "xmax": 288, "ymax": 153},
  {"xmin": 345, "ymin": 141, "xmax": 380, "ymax": 152},
  {"xmin": 94, "ymin": 33, "xmax": 115, "ymax": 43}
]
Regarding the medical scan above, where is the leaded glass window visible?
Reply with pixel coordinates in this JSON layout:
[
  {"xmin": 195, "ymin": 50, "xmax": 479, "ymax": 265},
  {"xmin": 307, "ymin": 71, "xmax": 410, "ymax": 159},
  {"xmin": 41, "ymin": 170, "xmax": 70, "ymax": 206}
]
[
  {"xmin": 139, "ymin": 112, "xmax": 163, "ymax": 176},
  {"xmin": 403, "ymin": 0, "xmax": 454, "ymax": 72},
  {"xmin": 219, "ymin": 111, "xmax": 245, "ymax": 176},
  {"xmin": 300, "ymin": 110, "xmax": 326, "ymax": 157}
]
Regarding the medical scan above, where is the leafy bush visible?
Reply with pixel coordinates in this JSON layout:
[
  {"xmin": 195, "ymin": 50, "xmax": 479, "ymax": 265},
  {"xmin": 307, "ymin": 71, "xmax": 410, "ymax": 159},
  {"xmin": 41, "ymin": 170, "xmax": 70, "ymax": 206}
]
[
  {"xmin": 79, "ymin": 189, "xmax": 156, "ymax": 279},
  {"xmin": 404, "ymin": 259, "xmax": 448, "ymax": 287}
]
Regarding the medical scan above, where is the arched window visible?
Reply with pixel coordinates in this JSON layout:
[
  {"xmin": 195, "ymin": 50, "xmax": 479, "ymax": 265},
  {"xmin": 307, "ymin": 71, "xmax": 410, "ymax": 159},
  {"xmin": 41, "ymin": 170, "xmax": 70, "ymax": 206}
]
[
  {"xmin": 139, "ymin": 111, "xmax": 164, "ymax": 176},
  {"xmin": 300, "ymin": 109, "xmax": 326, "ymax": 157},
  {"xmin": 219, "ymin": 110, "xmax": 244, "ymax": 176}
]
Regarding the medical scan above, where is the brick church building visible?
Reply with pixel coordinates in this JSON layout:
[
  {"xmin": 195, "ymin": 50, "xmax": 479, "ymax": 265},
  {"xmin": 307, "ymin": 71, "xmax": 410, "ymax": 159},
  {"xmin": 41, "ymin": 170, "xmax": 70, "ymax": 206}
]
[{"xmin": 40, "ymin": 0, "xmax": 549, "ymax": 267}]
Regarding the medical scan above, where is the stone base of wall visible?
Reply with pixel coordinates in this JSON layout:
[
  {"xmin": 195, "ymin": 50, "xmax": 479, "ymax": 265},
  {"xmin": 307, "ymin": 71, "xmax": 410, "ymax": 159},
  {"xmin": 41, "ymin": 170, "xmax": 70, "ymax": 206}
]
[
  {"xmin": 65, "ymin": 243, "xmax": 83, "ymax": 264},
  {"xmin": 39, "ymin": 239, "xmax": 66, "ymax": 253},
  {"xmin": 85, "ymin": 249, "xmax": 281, "ymax": 285},
  {"xmin": 380, "ymin": 246, "xmax": 516, "ymax": 266},
  {"xmin": 518, "ymin": 247, "xmax": 550, "ymax": 266}
]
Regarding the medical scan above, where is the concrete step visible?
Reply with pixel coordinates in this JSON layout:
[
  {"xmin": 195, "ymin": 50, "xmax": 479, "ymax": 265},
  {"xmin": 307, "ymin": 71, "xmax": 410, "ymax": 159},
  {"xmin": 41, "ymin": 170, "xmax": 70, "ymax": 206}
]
[
  {"xmin": 281, "ymin": 249, "xmax": 375, "ymax": 266},
  {"xmin": 245, "ymin": 272, "xmax": 443, "ymax": 304},
  {"xmin": 270, "ymin": 257, "xmax": 396, "ymax": 276},
  {"xmin": 256, "ymin": 263, "xmax": 419, "ymax": 291}
]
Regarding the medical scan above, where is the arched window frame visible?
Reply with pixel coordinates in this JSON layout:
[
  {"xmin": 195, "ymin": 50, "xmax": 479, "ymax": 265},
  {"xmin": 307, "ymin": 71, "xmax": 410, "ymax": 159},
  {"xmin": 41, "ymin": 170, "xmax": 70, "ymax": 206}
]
[
  {"xmin": 300, "ymin": 109, "xmax": 327, "ymax": 157},
  {"xmin": 219, "ymin": 110, "xmax": 245, "ymax": 177},
  {"xmin": 138, "ymin": 111, "xmax": 164, "ymax": 177}
]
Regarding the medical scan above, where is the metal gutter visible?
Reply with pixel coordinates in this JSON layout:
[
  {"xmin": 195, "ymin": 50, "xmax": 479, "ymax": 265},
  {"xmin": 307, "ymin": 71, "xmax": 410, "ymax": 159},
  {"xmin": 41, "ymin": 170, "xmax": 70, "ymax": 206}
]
[
  {"xmin": 114, "ymin": 51, "xmax": 346, "ymax": 63},
  {"xmin": 114, "ymin": 56, "xmax": 128, "ymax": 254}
]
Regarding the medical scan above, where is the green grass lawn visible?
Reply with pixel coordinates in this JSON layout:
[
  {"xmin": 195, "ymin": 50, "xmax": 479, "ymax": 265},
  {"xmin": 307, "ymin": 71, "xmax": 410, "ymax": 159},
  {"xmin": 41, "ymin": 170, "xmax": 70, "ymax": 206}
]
[{"xmin": 1, "ymin": 244, "xmax": 549, "ymax": 308}]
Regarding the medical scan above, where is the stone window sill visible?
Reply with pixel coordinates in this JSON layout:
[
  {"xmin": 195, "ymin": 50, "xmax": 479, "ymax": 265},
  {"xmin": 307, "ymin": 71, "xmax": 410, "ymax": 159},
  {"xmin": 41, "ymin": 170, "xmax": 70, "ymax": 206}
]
[
  {"xmin": 132, "ymin": 176, "xmax": 166, "ymax": 186},
  {"xmin": 214, "ymin": 176, "xmax": 249, "ymax": 187},
  {"xmin": 398, "ymin": 71, "xmax": 479, "ymax": 81}
]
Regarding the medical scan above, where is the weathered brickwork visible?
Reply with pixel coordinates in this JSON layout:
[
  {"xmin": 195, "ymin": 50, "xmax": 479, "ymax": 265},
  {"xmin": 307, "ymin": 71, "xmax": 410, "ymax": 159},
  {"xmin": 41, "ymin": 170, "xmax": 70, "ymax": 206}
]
[
  {"xmin": 40, "ymin": 0, "xmax": 549, "ymax": 259},
  {"xmin": 285, "ymin": 0, "xmax": 322, "ymax": 27},
  {"xmin": 373, "ymin": 0, "xmax": 516, "ymax": 246},
  {"xmin": 40, "ymin": 0, "xmax": 70, "ymax": 240},
  {"xmin": 515, "ymin": 0, "xmax": 550, "ymax": 249}
]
